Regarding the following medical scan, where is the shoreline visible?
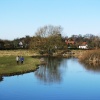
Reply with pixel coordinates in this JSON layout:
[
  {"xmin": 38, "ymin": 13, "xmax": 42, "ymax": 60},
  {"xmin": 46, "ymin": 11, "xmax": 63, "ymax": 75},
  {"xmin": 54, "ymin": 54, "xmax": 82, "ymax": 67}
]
[
  {"xmin": 0, "ymin": 50, "xmax": 99, "ymax": 77},
  {"xmin": 0, "ymin": 66, "xmax": 39, "ymax": 77}
]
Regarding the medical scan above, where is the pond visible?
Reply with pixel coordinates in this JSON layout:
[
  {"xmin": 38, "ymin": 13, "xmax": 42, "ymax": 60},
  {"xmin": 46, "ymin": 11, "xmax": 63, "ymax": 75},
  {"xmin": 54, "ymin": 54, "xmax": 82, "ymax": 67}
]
[{"xmin": 0, "ymin": 57, "xmax": 100, "ymax": 100}]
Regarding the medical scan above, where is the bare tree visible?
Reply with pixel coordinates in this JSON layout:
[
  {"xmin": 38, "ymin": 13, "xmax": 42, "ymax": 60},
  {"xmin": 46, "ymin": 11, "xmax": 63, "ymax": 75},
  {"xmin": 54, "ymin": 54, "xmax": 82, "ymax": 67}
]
[{"xmin": 30, "ymin": 25, "xmax": 65, "ymax": 53}]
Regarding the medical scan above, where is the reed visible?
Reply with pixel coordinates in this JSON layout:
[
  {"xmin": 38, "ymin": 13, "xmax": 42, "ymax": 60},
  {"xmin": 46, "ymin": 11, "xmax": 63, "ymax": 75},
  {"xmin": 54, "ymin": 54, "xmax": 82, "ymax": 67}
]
[{"xmin": 79, "ymin": 49, "xmax": 100, "ymax": 63}]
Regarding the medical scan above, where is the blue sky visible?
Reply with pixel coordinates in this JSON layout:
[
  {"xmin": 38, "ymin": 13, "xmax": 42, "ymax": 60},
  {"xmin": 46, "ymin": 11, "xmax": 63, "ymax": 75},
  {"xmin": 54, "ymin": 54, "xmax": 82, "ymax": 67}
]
[{"xmin": 0, "ymin": 0, "xmax": 100, "ymax": 40}]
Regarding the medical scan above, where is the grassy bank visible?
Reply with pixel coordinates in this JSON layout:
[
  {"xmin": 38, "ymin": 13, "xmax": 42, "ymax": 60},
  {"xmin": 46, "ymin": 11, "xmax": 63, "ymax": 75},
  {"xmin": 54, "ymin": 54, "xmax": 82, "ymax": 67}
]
[{"xmin": 0, "ymin": 56, "xmax": 40, "ymax": 76}]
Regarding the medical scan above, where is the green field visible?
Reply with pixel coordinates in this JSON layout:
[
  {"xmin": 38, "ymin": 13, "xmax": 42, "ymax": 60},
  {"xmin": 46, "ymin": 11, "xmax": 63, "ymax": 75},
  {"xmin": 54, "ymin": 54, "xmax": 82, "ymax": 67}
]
[{"xmin": 0, "ymin": 56, "xmax": 40, "ymax": 76}]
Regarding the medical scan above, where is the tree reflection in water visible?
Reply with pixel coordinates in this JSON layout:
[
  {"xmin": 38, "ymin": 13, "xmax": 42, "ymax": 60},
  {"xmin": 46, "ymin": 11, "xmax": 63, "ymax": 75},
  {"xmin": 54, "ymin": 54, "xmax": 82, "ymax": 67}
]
[
  {"xmin": 0, "ymin": 76, "xmax": 3, "ymax": 82},
  {"xmin": 81, "ymin": 62, "xmax": 100, "ymax": 72},
  {"xmin": 35, "ymin": 57, "xmax": 66, "ymax": 83}
]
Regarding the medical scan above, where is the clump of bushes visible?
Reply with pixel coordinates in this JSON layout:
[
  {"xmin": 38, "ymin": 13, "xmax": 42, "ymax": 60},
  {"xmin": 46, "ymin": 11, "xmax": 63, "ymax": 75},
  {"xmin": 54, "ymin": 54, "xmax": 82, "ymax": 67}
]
[{"xmin": 79, "ymin": 50, "xmax": 100, "ymax": 63}]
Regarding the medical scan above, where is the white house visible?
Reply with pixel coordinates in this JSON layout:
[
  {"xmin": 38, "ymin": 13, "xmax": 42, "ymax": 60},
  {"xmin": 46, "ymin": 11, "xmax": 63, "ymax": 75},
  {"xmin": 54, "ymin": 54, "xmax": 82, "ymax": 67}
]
[
  {"xmin": 19, "ymin": 41, "xmax": 23, "ymax": 48},
  {"xmin": 79, "ymin": 42, "xmax": 88, "ymax": 49}
]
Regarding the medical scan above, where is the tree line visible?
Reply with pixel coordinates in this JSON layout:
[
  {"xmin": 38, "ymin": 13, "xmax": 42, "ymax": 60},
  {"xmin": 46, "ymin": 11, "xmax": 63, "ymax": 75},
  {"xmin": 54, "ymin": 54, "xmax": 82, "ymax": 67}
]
[{"xmin": 0, "ymin": 25, "xmax": 100, "ymax": 52}]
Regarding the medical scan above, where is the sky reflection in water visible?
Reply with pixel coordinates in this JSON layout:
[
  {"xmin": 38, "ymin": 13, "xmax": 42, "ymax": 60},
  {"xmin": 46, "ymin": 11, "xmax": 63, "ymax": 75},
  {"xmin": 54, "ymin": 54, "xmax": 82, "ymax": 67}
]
[{"xmin": 0, "ymin": 58, "xmax": 100, "ymax": 100}]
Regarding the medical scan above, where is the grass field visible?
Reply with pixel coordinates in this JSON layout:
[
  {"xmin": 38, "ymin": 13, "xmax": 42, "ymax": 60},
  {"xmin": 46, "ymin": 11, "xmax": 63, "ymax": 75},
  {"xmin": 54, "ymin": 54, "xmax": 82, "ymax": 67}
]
[
  {"xmin": 0, "ymin": 50, "xmax": 39, "ymax": 56},
  {"xmin": 0, "ymin": 56, "xmax": 40, "ymax": 76}
]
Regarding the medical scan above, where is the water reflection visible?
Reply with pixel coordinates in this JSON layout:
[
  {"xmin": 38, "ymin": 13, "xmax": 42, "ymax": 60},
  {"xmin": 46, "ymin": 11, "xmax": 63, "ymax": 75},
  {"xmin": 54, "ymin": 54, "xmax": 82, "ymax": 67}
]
[
  {"xmin": 0, "ymin": 76, "xmax": 3, "ymax": 82},
  {"xmin": 81, "ymin": 62, "xmax": 100, "ymax": 72},
  {"xmin": 35, "ymin": 57, "xmax": 67, "ymax": 83},
  {"xmin": 1, "ymin": 58, "xmax": 100, "ymax": 100}
]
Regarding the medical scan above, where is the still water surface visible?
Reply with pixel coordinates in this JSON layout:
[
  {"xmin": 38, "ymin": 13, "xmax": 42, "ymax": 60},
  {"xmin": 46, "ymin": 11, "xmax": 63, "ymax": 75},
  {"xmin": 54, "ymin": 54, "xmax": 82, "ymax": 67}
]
[{"xmin": 0, "ymin": 58, "xmax": 100, "ymax": 100}]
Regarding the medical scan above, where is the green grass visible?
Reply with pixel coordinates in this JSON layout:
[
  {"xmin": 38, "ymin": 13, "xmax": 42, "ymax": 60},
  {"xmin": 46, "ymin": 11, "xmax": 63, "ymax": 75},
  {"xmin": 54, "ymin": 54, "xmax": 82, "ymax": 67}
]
[{"xmin": 0, "ymin": 56, "xmax": 40, "ymax": 76}]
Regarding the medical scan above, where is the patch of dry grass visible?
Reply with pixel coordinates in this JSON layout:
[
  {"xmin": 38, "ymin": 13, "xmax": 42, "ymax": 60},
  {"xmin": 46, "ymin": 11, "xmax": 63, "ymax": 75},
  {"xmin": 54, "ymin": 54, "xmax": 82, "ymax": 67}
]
[
  {"xmin": 79, "ymin": 49, "xmax": 100, "ymax": 63},
  {"xmin": 0, "ymin": 50, "xmax": 39, "ymax": 57}
]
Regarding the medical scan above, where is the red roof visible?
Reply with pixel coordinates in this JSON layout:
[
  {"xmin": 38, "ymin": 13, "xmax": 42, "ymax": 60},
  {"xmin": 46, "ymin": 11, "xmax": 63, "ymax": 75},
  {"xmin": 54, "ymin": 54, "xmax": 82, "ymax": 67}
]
[
  {"xmin": 81, "ymin": 42, "xmax": 87, "ymax": 46},
  {"xmin": 65, "ymin": 40, "xmax": 75, "ymax": 45}
]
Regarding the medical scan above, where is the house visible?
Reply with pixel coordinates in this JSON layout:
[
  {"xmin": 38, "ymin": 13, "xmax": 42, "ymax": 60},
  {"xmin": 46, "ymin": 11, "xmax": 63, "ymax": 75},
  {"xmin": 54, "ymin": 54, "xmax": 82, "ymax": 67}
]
[
  {"xmin": 65, "ymin": 40, "xmax": 75, "ymax": 45},
  {"xmin": 79, "ymin": 42, "xmax": 88, "ymax": 49},
  {"xmin": 19, "ymin": 41, "xmax": 23, "ymax": 48},
  {"xmin": 65, "ymin": 39, "xmax": 76, "ymax": 49}
]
